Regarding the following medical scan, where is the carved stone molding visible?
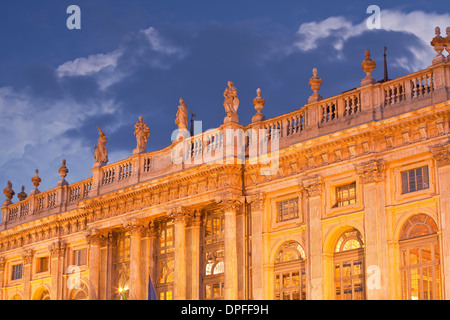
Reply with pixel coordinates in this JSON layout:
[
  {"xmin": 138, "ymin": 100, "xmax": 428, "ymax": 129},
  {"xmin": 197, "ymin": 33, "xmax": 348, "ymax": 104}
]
[
  {"xmin": 22, "ymin": 249, "xmax": 33, "ymax": 265},
  {"xmin": 84, "ymin": 228, "xmax": 107, "ymax": 246},
  {"xmin": 355, "ymin": 159, "xmax": 386, "ymax": 184},
  {"xmin": 429, "ymin": 140, "xmax": 450, "ymax": 167},
  {"xmin": 0, "ymin": 257, "xmax": 5, "ymax": 272},
  {"xmin": 49, "ymin": 241, "xmax": 67, "ymax": 258},
  {"xmin": 302, "ymin": 175, "xmax": 323, "ymax": 198}
]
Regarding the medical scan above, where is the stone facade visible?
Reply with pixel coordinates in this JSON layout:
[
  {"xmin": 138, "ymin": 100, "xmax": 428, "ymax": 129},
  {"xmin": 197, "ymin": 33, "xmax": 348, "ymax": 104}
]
[{"xmin": 0, "ymin": 33, "xmax": 449, "ymax": 300}]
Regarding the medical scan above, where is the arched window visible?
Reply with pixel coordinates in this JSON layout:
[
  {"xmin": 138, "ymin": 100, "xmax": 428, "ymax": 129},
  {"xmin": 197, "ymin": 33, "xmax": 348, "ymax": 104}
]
[
  {"xmin": 114, "ymin": 230, "xmax": 130, "ymax": 300},
  {"xmin": 69, "ymin": 282, "xmax": 89, "ymax": 300},
  {"xmin": 10, "ymin": 294, "xmax": 22, "ymax": 300},
  {"xmin": 202, "ymin": 209, "xmax": 225, "ymax": 300},
  {"xmin": 156, "ymin": 220, "xmax": 174, "ymax": 300},
  {"xmin": 399, "ymin": 214, "xmax": 441, "ymax": 300},
  {"xmin": 32, "ymin": 287, "xmax": 50, "ymax": 300},
  {"xmin": 334, "ymin": 228, "xmax": 365, "ymax": 300},
  {"xmin": 274, "ymin": 241, "xmax": 306, "ymax": 300}
]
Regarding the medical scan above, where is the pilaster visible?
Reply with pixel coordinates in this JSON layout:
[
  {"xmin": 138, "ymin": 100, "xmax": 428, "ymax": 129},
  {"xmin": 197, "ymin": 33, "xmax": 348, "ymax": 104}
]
[
  {"xmin": 22, "ymin": 249, "xmax": 33, "ymax": 300},
  {"xmin": 48, "ymin": 241, "xmax": 66, "ymax": 300},
  {"xmin": 84, "ymin": 228, "xmax": 107, "ymax": 300},
  {"xmin": 355, "ymin": 159, "xmax": 388, "ymax": 300},
  {"xmin": 248, "ymin": 193, "xmax": 265, "ymax": 300},
  {"xmin": 429, "ymin": 140, "xmax": 450, "ymax": 299},
  {"xmin": 123, "ymin": 219, "xmax": 147, "ymax": 300},
  {"xmin": 302, "ymin": 175, "xmax": 323, "ymax": 300}
]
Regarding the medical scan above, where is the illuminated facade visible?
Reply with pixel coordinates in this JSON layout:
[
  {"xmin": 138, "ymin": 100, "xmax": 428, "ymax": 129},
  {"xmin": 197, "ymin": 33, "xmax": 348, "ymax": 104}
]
[{"xmin": 0, "ymin": 35, "xmax": 449, "ymax": 300}]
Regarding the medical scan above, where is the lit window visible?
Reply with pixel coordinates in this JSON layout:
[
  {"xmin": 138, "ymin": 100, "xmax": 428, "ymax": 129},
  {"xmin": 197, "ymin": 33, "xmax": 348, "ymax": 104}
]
[
  {"xmin": 400, "ymin": 214, "xmax": 441, "ymax": 300},
  {"xmin": 73, "ymin": 248, "xmax": 87, "ymax": 266},
  {"xmin": 37, "ymin": 257, "xmax": 49, "ymax": 273},
  {"xmin": 401, "ymin": 166, "xmax": 429, "ymax": 194},
  {"xmin": 273, "ymin": 241, "xmax": 306, "ymax": 300},
  {"xmin": 335, "ymin": 182, "xmax": 356, "ymax": 208},
  {"xmin": 277, "ymin": 198, "xmax": 299, "ymax": 222},
  {"xmin": 11, "ymin": 263, "xmax": 23, "ymax": 281}
]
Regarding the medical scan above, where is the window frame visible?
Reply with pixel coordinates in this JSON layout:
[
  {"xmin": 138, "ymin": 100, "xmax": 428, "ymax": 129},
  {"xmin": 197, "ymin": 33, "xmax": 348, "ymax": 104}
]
[
  {"xmin": 393, "ymin": 159, "xmax": 434, "ymax": 203},
  {"xmin": 11, "ymin": 263, "xmax": 23, "ymax": 281}
]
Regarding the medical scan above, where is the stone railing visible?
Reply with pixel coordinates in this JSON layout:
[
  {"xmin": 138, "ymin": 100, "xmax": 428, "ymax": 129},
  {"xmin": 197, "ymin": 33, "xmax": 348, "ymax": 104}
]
[{"xmin": 1, "ymin": 60, "xmax": 448, "ymax": 228}]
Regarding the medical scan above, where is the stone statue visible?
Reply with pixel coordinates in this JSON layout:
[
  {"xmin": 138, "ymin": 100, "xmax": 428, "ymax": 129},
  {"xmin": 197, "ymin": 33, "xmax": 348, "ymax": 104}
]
[
  {"xmin": 94, "ymin": 126, "xmax": 108, "ymax": 166},
  {"xmin": 134, "ymin": 116, "xmax": 150, "ymax": 154},
  {"xmin": 175, "ymin": 98, "xmax": 189, "ymax": 131},
  {"xmin": 224, "ymin": 81, "xmax": 239, "ymax": 116},
  {"xmin": 223, "ymin": 81, "xmax": 239, "ymax": 123}
]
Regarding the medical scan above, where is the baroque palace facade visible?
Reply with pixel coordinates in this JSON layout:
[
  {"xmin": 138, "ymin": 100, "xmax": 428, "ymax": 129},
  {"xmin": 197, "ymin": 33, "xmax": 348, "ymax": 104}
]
[{"xmin": 0, "ymin": 28, "xmax": 450, "ymax": 301}]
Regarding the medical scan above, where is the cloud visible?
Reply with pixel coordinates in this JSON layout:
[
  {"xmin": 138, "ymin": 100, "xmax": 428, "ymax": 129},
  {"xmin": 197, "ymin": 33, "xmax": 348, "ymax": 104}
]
[
  {"xmin": 294, "ymin": 9, "xmax": 450, "ymax": 70},
  {"xmin": 56, "ymin": 49, "xmax": 123, "ymax": 78}
]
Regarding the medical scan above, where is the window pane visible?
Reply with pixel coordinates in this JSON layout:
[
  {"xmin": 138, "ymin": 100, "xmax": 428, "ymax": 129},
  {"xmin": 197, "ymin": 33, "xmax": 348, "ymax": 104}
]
[
  {"xmin": 410, "ymin": 268, "xmax": 420, "ymax": 300},
  {"xmin": 422, "ymin": 246, "xmax": 431, "ymax": 263},
  {"xmin": 343, "ymin": 279, "xmax": 352, "ymax": 300},
  {"xmin": 335, "ymin": 264, "xmax": 341, "ymax": 279},
  {"xmin": 401, "ymin": 171, "xmax": 408, "ymax": 194},
  {"xmin": 282, "ymin": 273, "xmax": 290, "ymax": 288},
  {"xmin": 343, "ymin": 262, "xmax": 352, "ymax": 277},
  {"xmin": 353, "ymin": 260, "xmax": 363, "ymax": 275},
  {"xmin": 410, "ymin": 248, "xmax": 419, "ymax": 265}
]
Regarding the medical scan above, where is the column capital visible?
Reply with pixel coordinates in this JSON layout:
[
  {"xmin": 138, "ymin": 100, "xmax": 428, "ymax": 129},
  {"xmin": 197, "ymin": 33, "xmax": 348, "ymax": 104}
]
[
  {"xmin": 302, "ymin": 175, "xmax": 323, "ymax": 198},
  {"xmin": 247, "ymin": 193, "xmax": 265, "ymax": 211},
  {"xmin": 123, "ymin": 218, "xmax": 147, "ymax": 237},
  {"xmin": 215, "ymin": 193, "xmax": 243, "ymax": 213},
  {"xmin": 48, "ymin": 241, "xmax": 67, "ymax": 258},
  {"xmin": 429, "ymin": 140, "xmax": 450, "ymax": 167},
  {"xmin": 22, "ymin": 249, "xmax": 33, "ymax": 265},
  {"xmin": 191, "ymin": 209, "xmax": 202, "ymax": 227},
  {"xmin": 355, "ymin": 159, "xmax": 386, "ymax": 184},
  {"xmin": 169, "ymin": 206, "xmax": 193, "ymax": 224},
  {"xmin": 84, "ymin": 228, "xmax": 107, "ymax": 246}
]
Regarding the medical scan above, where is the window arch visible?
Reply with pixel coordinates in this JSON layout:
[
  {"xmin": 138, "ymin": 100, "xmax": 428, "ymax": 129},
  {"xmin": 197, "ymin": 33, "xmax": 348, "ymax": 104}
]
[
  {"xmin": 69, "ymin": 282, "xmax": 89, "ymax": 300},
  {"xmin": 32, "ymin": 287, "xmax": 50, "ymax": 300},
  {"xmin": 399, "ymin": 214, "xmax": 441, "ymax": 300},
  {"xmin": 333, "ymin": 228, "xmax": 365, "ymax": 300},
  {"xmin": 10, "ymin": 294, "xmax": 22, "ymax": 300},
  {"xmin": 273, "ymin": 241, "xmax": 306, "ymax": 300}
]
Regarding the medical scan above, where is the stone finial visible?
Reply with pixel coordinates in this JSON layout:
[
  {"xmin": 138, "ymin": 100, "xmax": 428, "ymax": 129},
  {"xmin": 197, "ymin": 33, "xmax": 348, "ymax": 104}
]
[
  {"xmin": 223, "ymin": 81, "xmax": 239, "ymax": 124},
  {"xmin": 58, "ymin": 159, "xmax": 69, "ymax": 186},
  {"xmin": 445, "ymin": 27, "xmax": 450, "ymax": 56},
  {"xmin": 308, "ymin": 68, "xmax": 323, "ymax": 103},
  {"xmin": 3, "ymin": 181, "xmax": 15, "ymax": 206},
  {"xmin": 252, "ymin": 88, "xmax": 266, "ymax": 122},
  {"xmin": 30, "ymin": 169, "xmax": 41, "ymax": 195},
  {"xmin": 17, "ymin": 186, "xmax": 27, "ymax": 202},
  {"xmin": 430, "ymin": 26, "xmax": 447, "ymax": 64},
  {"xmin": 360, "ymin": 50, "xmax": 376, "ymax": 86}
]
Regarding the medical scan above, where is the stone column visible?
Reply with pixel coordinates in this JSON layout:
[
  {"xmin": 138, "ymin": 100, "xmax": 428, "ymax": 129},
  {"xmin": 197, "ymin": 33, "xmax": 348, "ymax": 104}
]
[
  {"xmin": 429, "ymin": 141, "xmax": 450, "ymax": 299},
  {"xmin": 85, "ymin": 229, "xmax": 106, "ymax": 300},
  {"xmin": 355, "ymin": 159, "xmax": 388, "ymax": 300},
  {"xmin": 0, "ymin": 258, "xmax": 5, "ymax": 300},
  {"xmin": 106, "ymin": 232, "xmax": 116, "ymax": 300},
  {"xmin": 49, "ymin": 242, "xmax": 66, "ymax": 300},
  {"xmin": 223, "ymin": 199, "xmax": 240, "ymax": 300},
  {"xmin": 124, "ymin": 219, "xmax": 146, "ymax": 300},
  {"xmin": 171, "ymin": 207, "xmax": 191, "ymax": 300},
  {"xmin": 22, "ymin": 249, "xmax": 33, "ymax": 300},
  {"xmin": 302, "ymin": 175, "xmax": 323, "ymax": 300},
  {"xmin": 249, "ymin": 193, "xmax": 265, "ymax": 300},
  {"xmin": 190, "ymin": 210, "xmax": 201, "ymax": 300}
]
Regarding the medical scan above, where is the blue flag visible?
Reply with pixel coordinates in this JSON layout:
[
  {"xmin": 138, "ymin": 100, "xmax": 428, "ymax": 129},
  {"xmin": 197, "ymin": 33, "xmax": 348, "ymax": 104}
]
[{"xmin": 148, "ymin": 274, "xmax": 157, "ymax": 300}]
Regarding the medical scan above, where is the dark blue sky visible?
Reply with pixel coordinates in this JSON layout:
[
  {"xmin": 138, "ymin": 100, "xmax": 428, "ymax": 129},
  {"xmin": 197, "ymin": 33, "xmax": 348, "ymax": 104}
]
[{"xmin": 0, "ymin": 0, "xmax": 448, "ymax": 195}]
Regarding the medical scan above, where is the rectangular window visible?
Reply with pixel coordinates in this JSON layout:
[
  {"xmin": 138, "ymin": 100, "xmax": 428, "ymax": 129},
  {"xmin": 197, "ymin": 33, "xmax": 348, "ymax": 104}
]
[
  {"xmin": 277, "ymin": 198, "xmax": 299, "ymax": 222},
  {"xmin": 73, "ymin": 248, "xmax": 87, "ymax": 266},
  {"xmin": 11, "ymin": 264, "xmax": 23, "ymax": 280},
  {"xmin": 401, "ymin": 166, "xmax": 429, "ymax": 194},
  {"xmin": 335, "ymin": 182, "xmax": 356, "ymax": 207},
  {"xmin": 37, "ymin": 257, "xmax": 49, "ymax": 273}
]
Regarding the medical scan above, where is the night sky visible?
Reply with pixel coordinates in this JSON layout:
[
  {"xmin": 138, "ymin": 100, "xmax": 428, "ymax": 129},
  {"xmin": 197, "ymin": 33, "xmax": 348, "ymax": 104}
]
[{"xmin": 0, "ymin": 0, "xmax": 448, "ymax": 196}]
